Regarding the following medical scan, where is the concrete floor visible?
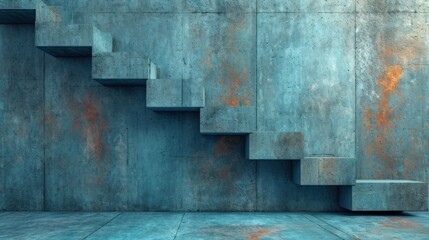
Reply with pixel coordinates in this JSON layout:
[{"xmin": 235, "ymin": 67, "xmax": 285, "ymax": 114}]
[{"xmin": 0, "ymin": 212, "xmax": 428, "ymax": 239}]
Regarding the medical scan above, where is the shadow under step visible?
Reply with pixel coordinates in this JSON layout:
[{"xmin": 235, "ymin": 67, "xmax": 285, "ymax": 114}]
[
  {"xmin": 200, "ymin": 106, "xmax": 256, "ymax": 135},
  {"xmin": 340, "ymin": 180, "xmax": 428, "ymax": 211},
  {"xmin": 292, "ymin": 157, "xmax": 355, "ymax": 185},
  {"xmin": 146, "ymin": 78, "xmax": 205, "ymax": 111},
  {"xmin": 245, "ymin": 132, "xmax": 303, "ymax": 160}
]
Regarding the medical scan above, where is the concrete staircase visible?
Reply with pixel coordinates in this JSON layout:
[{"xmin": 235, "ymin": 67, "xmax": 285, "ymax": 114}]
[{"xmin": 1, "ymin": 0, "xmax": 427, "ymax": 212}]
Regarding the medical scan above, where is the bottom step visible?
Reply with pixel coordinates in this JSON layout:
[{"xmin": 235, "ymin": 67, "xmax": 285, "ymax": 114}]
[{"xmin": 340, "ymin": 180, "xmax": 428, "ymax": 211}]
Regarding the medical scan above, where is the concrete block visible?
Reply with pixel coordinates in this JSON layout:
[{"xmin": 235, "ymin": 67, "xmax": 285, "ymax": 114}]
[
  {"xmin": 92, "ymin": 26, "xmax": 112, "ymax": 55},
  {"xmin": 146, "ymin": 79, "xmax": 182, "ymax": 110},
  {"xmin": 34, "ymin": 0, "xmax": 89, "ymax": 56},
  {"xmin": 182, "ymin": 78, "xmax": 205, "ymax": 109},
  {"xmin": 340, "ymin": 180, "xmax": 428, "ymax": 211},
  {"xmin": 245, "ymin": 132, "xmax": 303, "ymax": 160},
  {"xmin": 92, "ymin": 53, "xmax": 158, "ymax": 85},
  {"xmin": 35, "ymin": 23, "xmax": 92, "ymax": 57},
  {"xmin": 147, "ymin": 78, "xmax": 205, "ymax": 111},
  {"xmin": 0, "ymin": 0, "xmax": 35, "ymax": 23},
  {"xmin": 200, "ymin": 107, "xmax": 256, "ymax": 135},
  {"xmin": 293, "ymin": 157, "xmax": 356, "ymax": 185}
]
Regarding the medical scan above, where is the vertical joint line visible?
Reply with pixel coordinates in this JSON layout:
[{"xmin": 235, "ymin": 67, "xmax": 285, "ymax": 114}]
[
  {"xmin": 255, "ymin": 4, "xmax": 258, "ymax": 132},
  {"xmin": 255, "ymin": 2, "xmax": 259, "ymax": 210},
  {"xmin": 42, "ymin": 52, "xmax": 46, "ymax": 210},
  {"xmin": 354, "ymin": 2, "xmax": 358, "ymax": 170}
]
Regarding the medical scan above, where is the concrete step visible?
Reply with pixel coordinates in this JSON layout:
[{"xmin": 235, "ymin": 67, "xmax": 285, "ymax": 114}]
[
  {"xmin": 200, "ymin": 107, "xmax": 256, "ymax": 135},
  {"xmin": 340, "ymin": 180, "xmax": 428, "ymax": 211},
  {"xmin": 292, "ymin": 157, "xmax": 355, "ymax": 185},
  {"xmin": 245, "ymin": 132, "xmax": 303, "ymax": 160},
  {"xmin": 147, "ymin": 78, "xmax": 204, "ymax": 111},
  {"xmin": 36, "ymin": 23, "xmax": 92, "ymax": 57},
  {"xmin": 91, "ymin": 27, "xmax": 158, "ymax": 85},
  {"xmin": 0, "ymin": 0, "xmax": 35, "ymax": 24},
  {"xmin": 34, "ymin": 0, "xmax": 91, "ymax": 57},
  {"xmin": 92, "ymin": 52, "xmax": 157, "ymax": 85}
]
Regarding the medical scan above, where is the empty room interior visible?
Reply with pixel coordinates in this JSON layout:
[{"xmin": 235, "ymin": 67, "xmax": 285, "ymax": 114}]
[{"xmin": 0, "ymin": 0, "xmax": 428, "ymax": 239}]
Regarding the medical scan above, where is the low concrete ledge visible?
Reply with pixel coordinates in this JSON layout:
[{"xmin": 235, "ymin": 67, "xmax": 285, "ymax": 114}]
[
  {"xmin": 35, "ymin": 23, "xmax": 92, "ymax": 57},
  {"xmin": 147, "ymin": 78, "xmax": 204, "ymax": 111},
  {"xmin": 292, "ymin": 157, "xmax": 355, "ymax": 185},
  {"xmin": 147, "ymin": 79, "xmax": 182, "ymax": 110},
  {"xmin": 340, "ymin": 180, "xmax": 428, "ymax": 211},
  {"xmin": 200, "ymin": 106, "xmax": 256, "ymax": 135},
  {"xmin": 182, "ymin": 78, "xmax": 205, "ymax": 110},
  {"xmin": 92, "ymin": 53, "xmax": 157, "ymax": 85},
  {"xmin": 245, "ymin": 132, "xmax": 303, "ymax": 160}
]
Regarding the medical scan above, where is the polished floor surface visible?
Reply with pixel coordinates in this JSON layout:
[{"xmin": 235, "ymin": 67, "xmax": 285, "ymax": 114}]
[{"xmin": 0, "ymin": 211, "xmax": 428, "ymax": 239}]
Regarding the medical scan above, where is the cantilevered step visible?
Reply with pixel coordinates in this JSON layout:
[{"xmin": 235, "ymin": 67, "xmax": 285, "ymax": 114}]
[
  {"xmin": 245, "ymin": 132, "xmax": 303, "ymax": 160},
  {"xmin": 292, "ymin": 157, "xmax": 355, "ymax": 185},
  {"xmin": 92, "ymin": 52, "xmax": 157, "ymax": 85},
  {"xmin": 36, "ymin": 23, "xmax": 92, "ymax": 56},
  {"xmin": 35, "ymin": 0, "xmax": 91, "ymax": 56},
  {"xmin": 91, "ymin": 27, "xmax": 157, "ymax": 85},
  {"xmin": 0, "ymin": 0, "xmax": 35, "ymax": 23},
  {"xmin": 200, "ymin": 107, "xmax": 256, "ymax": 135},
  {"xmin": 340, "ymin": 180, "xmax": 428, "ymax": 211},
  {"xmin": 146, "ymin": 78, "xmax": 205, "ymax": 111}
]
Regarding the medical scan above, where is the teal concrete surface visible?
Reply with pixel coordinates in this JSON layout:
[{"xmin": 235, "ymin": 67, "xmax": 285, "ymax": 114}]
[
  {"xmin": 0, "ymin": 0, "xmax": 428, "ymax": 212},
  {"xmin": 1, "ymin": 212, "xmax": 429, "ymax": 239}
]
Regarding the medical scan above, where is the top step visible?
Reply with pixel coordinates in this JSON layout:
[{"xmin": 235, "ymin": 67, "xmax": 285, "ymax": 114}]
[{"xmin": 0, "ymin": 0, "xmax": 35, "ymax": 24}]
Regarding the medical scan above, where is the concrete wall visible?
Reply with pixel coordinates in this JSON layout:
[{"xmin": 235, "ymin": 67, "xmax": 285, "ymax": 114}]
[{"xmin": 0, "ymin": 0, "xmax": 428, "ymax": 211}]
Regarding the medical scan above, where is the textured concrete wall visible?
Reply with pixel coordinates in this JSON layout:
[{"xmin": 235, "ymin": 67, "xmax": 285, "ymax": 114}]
[{"xmin": 0, "ymin": 0, "xmax": 428, "ymax": 211}]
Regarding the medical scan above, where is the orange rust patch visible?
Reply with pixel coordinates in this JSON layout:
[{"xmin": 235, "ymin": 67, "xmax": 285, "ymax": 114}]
[
  {"xmin": 82, "ymin": 94, "xmax": 107, "ymax": 161},
  {"xmin": 362, "ymin": 29, "xmax": 427, "ymax": 171},
  {"xmin": 379, "ymin": 217, "xmax": 419, "ymax": 229},
  {"xmin": 220, "ymin": 63, "xmax": 251, "ymax": 107},
  {"xmin": 84, "ymin": 96, "xmax": 98, "ymax": 122},
  {"xmin": 214, "ymin": 136, "xmax": 241, "ymax": 157},
  {"xmin": 376, "ymin": 65, "xmax": 403, "ymax": 128},
  {"xmin": 247, "ymin": 228, "xmax": 281, "ymax": 240}
]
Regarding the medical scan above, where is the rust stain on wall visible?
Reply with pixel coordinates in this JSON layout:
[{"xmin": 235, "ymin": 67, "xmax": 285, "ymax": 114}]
[
  {"xmin": 363, "ymin": 30, "xmax": 426, "ymax": 171},
  {"xmin": 190, "ymin": 137, "xmax": 243, "ymax": 197},
  {"xmin": 376, "ymin": 65, "xmax": 403, "ymax": 129},
  {"xmin": 83, "ymin": 94, "xmax": 107, "ymax": 161},
  {"xmin": 200, "ymin": 48, "xmax": 213, "ymax": 69},
  {"xmin": 68, "ymin": 93, "xmax": 108, "ymax": 162},
  {"xmin": 214, "ymin": 136, "xmax": 241, "ymax": 157},
  {"xmin": 219, "ymin": 62, "xmax": 251, "ymax": 107}
]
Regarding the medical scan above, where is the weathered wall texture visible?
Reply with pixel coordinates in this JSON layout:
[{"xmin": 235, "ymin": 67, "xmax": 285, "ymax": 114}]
[{"xmin": 0, "ymin": 0, "xmax": 428, "ymax": 211}]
